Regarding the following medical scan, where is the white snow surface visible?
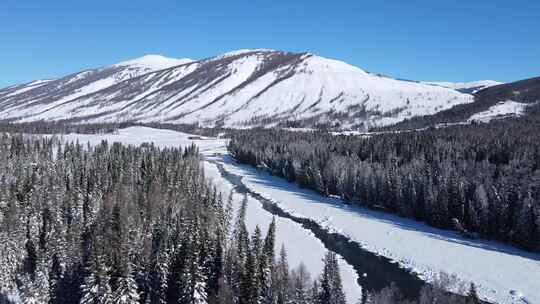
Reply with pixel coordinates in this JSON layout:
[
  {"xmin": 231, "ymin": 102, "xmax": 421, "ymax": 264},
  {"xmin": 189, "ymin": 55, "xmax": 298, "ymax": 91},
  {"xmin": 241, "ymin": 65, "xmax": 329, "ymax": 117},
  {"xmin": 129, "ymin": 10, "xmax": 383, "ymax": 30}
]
[
  {"xmin": 48, "ymin": 126, "xmax": 540, "ymax": 304},
  {"xmin": 468, "ymin": 100, "xmax": 530, "ymax": 122},
  {"xmin": 425, "ymin": 80, "xmax": 502, "ymax": 93},
  {"xmin": 0, "ymin": 55, "xmax": 197, "ymax": 122},
  {"xmin": 215, "ymin": 48, "xmax": 277, "ymax": 58},
  {"xmin": 0, "ymin": 50, "xmax": 474, "ymax": 128},
  {"xmin": 49, "ymin": 126, "xmax": 362, "ymax": 303},
  {"xmin": 113, "ymin": 54, "xmax": 193, "ymax": 70}
]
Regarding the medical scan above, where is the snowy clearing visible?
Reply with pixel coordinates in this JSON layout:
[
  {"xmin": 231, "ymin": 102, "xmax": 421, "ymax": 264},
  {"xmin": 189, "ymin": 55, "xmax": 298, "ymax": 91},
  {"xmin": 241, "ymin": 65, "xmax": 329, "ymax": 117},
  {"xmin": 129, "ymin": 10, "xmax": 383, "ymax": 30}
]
[{"xmin": 468, "ymin": 100, "xmax": 530, "ymax": 122}]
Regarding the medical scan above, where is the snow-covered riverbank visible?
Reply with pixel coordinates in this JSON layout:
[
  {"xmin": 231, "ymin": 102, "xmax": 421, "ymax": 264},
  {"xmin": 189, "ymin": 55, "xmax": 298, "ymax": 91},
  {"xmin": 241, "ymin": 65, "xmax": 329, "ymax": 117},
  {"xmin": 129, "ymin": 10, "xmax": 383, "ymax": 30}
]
[{"xmin": 205, "ymin": 152, "xmax": 540, "ymax": 304}]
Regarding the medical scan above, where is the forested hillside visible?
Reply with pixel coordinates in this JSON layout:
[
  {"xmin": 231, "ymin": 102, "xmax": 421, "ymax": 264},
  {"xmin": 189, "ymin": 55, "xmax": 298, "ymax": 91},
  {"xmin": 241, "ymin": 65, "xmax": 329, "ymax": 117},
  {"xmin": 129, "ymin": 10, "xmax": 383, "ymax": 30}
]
[{"xmin": 228, "ymin": 117, "xmax": 540, "ymax": 252}]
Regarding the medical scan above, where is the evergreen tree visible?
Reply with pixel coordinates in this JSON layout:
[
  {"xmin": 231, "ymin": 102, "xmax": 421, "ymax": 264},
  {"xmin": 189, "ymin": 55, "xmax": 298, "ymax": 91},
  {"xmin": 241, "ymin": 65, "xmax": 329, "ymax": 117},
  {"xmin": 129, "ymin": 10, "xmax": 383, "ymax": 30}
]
[
  {"xmin": 207, "ymin": 232, "xmax": 224, "ymax": 300},
  {"xmin": 261, "ymin": 219, "xmax": 276, "ymax": 304},
  {"xmin": 113, "ymin": 265, "xmax": 140, "ymax": 304},
  {"xmin": 275, "ymin": 245, "xmax": 290, "ymax": 304},
  {"xmin": 317, "ymin": 252, "xmax": 346, "ymax": 304},
  {"xmin": 48, "ymin": 253, "xmax": 62, "ymax": 304},
  {"xmin": 80, "ymin": 256, "xmax": 114, "ymax": 304},
  {"xmin": 290, "ymin": 263, "xmax": 311, "ymax": 304},
  {"xmin": 263, "ymin": 217, "xmax": 276, "ymax": 265},
  {"xmin": 466, "ymin": 283, "xmax": 480, "ymax": 304}
]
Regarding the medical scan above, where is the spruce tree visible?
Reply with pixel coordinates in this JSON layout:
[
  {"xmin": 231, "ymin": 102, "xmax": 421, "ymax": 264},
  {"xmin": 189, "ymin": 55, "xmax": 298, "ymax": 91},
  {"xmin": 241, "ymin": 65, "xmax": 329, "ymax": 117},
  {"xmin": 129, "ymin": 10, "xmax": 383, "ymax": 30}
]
[
  {"xmin": 317, "ymin": 252, "xmax": 346, "ymax": 304},
  {"xmin": 290, "ymin": 263, "xmax": 311, "ymax": 304},
  {"xmin": 275, "ymin": 245, "xmax": 290, "ymax": 304},
  {"xmin": 80, "ymin": 256, "xmax": 114, "ymax": 304},
  {"xmin": 261, "ymin": 219, "xmax": 276, "ymax": 304},
  {"xmin": 113, "ymin": 264, "xmax": 140, "ymax": 304},
  {"xmin": 466, "ymin": 283, "xmax": 480, "ymax": 304}
]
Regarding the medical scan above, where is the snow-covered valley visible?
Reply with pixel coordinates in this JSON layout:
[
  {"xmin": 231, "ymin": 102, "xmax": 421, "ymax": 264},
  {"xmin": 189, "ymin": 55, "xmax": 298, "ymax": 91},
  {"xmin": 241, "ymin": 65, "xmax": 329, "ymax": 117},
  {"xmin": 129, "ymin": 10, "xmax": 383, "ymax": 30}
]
[{"xmin": 51, "ymin": 127, "xmax": 540, "ymax": 304}]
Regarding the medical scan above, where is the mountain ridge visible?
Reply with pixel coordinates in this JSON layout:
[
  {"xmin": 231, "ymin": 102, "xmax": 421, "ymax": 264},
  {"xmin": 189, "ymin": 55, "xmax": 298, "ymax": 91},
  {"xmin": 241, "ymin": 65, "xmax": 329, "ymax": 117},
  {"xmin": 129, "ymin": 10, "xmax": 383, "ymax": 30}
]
[{"xmin": 0, "ymin": 49, "xmax": 475, "ymax": 128}]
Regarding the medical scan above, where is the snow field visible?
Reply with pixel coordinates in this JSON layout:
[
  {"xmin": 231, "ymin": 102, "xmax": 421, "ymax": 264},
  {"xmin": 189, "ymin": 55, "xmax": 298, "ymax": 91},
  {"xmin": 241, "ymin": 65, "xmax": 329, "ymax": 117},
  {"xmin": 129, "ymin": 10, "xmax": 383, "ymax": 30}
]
[{"xmin": 468, "ymin": 100, "xmax": 530, "ymax": 122}]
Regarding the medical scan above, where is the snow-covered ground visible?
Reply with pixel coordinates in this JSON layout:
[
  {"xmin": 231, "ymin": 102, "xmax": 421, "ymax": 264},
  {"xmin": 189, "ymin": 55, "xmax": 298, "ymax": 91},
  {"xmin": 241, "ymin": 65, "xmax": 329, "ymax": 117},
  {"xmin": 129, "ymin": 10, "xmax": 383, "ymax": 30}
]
[
  {"xmin": 468, "ymin": 100, "xmax": 530, "ymax": 122},
  {"xmin": 113, "ymin": 54, "xmax": 192, "ymax": 70},
  {"xmin": 424, "ymin": 80, "xmax": 502, "ymax": 93},
  {"xmin": 50, "ymin": 127, "xmax": 540, "ymax": 304},
  {"xmin": 51, "ymin": 127, "xmax": 363, "ymax": 303},
  {"xmin": 55, "ymin": 126, "xmax": 225, "ymax": 153}
]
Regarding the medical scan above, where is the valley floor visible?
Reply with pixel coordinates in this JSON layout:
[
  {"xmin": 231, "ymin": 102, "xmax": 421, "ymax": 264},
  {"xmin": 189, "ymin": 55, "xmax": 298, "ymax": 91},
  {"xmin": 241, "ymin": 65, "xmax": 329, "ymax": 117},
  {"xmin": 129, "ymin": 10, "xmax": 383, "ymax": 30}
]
[{"xmin": 55, "ymin": 126, "xmax": 540, "ymax": 304}]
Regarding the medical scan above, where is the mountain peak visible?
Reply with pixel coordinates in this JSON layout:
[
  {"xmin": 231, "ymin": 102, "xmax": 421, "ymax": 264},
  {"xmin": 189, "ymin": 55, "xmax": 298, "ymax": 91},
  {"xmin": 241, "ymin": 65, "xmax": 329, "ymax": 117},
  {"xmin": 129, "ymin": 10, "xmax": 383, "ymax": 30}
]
[
  {"xmin": 113, "ymin": 54, "xmax": 193, "ymax": 71},
  {"xmin": 219, "ymin": 48, "xmax": 277, "ymax": 56}
]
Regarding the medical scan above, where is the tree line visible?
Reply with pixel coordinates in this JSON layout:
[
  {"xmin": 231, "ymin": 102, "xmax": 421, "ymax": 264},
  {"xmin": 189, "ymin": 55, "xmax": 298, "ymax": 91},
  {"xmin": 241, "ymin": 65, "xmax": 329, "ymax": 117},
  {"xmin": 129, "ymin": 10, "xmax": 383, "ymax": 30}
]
[
  {"xmin": 0, "ymin": 121, "xmax": 223, "ymax": 137},
  {"xmin": 228, "ymin": 120, "xmax": 540, "ymax": 252}
]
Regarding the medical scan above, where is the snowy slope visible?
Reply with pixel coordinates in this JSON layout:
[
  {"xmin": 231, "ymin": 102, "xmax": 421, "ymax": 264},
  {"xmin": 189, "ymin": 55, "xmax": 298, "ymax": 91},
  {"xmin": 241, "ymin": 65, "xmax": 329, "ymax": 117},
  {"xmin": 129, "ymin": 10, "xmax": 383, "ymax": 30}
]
[
  {"xmin": 424, "ymin": 80, "xmax": 503, "ymax": 94},
  {"xmin": 468, "ymin": 100, "xmax": 530, "ymax": 122},
  {"xmin": 0, "ymin": 55, "xmax": 192, "ymax": 121},
  {"xmin": 0, "ymin": 50, "xmax": 473, "ymax": 128},
  {"xmin": 113, "ymin": 54, "xmax": 192, "ymax": 70}
]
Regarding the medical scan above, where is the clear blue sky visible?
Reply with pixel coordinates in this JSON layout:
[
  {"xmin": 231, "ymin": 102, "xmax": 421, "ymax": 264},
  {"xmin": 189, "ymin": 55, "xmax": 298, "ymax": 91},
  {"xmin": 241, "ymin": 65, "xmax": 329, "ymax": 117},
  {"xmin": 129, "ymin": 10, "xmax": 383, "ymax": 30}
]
[{"xmin": 1, "ymin": 0, "xmax": 539, "ymax": 87}]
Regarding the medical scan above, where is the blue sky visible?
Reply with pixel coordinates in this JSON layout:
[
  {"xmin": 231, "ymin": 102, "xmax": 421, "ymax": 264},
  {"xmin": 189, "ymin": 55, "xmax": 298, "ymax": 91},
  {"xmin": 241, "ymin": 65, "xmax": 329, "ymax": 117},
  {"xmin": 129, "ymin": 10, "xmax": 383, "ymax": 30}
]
[{"xmin": 1, "ymin": 0, "xmax": 539, "ymax": 87}]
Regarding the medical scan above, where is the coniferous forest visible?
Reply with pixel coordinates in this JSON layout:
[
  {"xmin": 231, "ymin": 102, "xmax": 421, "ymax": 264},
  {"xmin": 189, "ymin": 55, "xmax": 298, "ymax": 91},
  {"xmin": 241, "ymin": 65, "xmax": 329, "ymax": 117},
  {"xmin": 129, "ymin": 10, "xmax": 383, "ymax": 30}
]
[
  {"xmin": 0, "ymin": 134, "xmax": 350, "ymax": 304},
  {"xmin": 0, "ymin": 130, "xmax": 488, "ymax": 304},
  {"xmin": 228, "ymin": 117, "xmax": 540, "ymax": 252}
]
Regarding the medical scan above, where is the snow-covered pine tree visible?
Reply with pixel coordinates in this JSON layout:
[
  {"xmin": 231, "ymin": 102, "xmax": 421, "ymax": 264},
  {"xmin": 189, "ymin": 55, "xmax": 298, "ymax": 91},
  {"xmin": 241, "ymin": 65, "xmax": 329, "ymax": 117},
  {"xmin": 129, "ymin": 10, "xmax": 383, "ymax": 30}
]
[
  {"xmin": 466, "ymin": 283, "xmax": 480, "ymax": 304},
  {"xmin": 231, "ymin": 195, "xmax": 250, "ymax": 299},
  {"xmin": 207, "ymin": 231, "xmax": 224, "ymax": 300},
  {"xmin": 261, "ymin": 218, "xmax": 276, "ymax": 304},
  {"xmin": 223, "ymin": 191, "xmax": 235, "ymax": 239},
  {"xmin": 189, "ymin": 219, "xmax": 208, "ymax": 304},
  {"xmin": 275, "ymin": 245, "xmax": 290, "ymax": 304},
  {"xmin": 48, "ymin": 253, "xmax": 63, "ymax": 304},
  {"xmin": 113, "ymin": 264, "xmax": 140, "ymax": 304},
  {"xmin": 290, "ymin": 263, "xmax": 311, "ymax": 304},
  {"xmin": 317, "ymin": 252, "xmax": 345, "ymax": 304},
  {"xmin": 80, "ymin": 255, "xmax": 114, "ymax": 304},
  {"xmin": 263, "ymin": 217, "xmax": 276, "ymax": 265}
]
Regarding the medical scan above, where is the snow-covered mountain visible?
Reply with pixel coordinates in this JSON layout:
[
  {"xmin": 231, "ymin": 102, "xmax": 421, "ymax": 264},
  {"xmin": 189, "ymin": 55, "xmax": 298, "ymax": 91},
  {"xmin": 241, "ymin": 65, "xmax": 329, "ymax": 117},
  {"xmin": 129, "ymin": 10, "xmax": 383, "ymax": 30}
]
[
  {"xmin": 0, "ymin": 49, "xmax": 474, "ymax": 128},
  {"xmin": 424, "ymin": 80, "xmax": 503, "ymax": 94}
]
